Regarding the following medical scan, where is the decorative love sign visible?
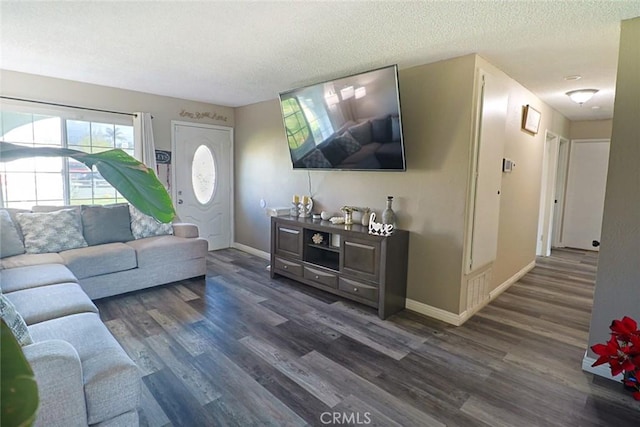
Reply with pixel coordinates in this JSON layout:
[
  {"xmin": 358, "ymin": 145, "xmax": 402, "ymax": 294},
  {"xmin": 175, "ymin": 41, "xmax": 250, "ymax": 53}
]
[{"xmin": 368, "ymin": 212, "xmax": 394, "ymax": 236}]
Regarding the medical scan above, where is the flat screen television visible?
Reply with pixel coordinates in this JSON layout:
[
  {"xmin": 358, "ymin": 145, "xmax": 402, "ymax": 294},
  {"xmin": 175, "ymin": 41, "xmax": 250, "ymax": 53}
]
[{"xmin": 279, "ymin": 65, "xmax": 406, "ymax": 171}]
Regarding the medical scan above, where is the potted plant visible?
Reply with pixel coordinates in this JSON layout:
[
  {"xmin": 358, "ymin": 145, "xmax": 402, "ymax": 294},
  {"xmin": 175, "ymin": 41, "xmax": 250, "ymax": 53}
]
[
  {"xmin": 591, "ymin": 316, "xmax": 640, "ymax": 400},
  {"xmin": 0, "ymin": 142, "xmax": 176, "ymax": 426}
]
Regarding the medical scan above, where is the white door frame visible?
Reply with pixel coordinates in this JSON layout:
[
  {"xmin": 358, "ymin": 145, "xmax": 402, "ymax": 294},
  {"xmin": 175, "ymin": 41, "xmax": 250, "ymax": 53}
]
[
  {"xmin": 170, "ymin": 120, "xmax": 234, "ymax": 248},
  {"xmin": 536, "ymin": 131, "xmax": 560, "ymax": 256},
  {"xmin": 552, "ymin": 137, "xmax": 570, "ymax": 248}
]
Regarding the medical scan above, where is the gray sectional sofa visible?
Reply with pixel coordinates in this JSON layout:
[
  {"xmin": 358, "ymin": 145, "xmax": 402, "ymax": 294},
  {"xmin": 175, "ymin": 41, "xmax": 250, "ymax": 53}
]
[{"xmin": 0, "ymin": 204, "xmax": 208, "ymax": 426}]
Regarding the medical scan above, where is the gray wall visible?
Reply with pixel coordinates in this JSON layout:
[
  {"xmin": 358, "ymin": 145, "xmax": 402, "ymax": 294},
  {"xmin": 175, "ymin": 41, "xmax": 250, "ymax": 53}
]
[{"xmin": 587, "ymin": 17, "xmax": 640, "ymax": 354}]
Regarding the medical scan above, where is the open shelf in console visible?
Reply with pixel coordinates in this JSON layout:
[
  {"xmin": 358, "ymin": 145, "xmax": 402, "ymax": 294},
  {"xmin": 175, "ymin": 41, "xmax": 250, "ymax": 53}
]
[{"xmin": 304, "ymin": 229, "xmax": 339, "ymax": 270}]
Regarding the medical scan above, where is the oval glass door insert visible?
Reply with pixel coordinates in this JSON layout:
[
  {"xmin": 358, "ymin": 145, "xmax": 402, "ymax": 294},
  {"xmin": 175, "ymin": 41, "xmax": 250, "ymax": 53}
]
[{"xmin": 192, "ymin": 145, "xmax": 216, "ymax": 204}]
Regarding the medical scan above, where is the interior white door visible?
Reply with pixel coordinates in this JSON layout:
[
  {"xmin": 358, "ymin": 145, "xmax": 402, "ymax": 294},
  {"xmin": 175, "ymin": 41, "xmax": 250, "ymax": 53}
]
[
  {"xmin": 562, "ymin": 139, "xmax": 610, "ymax": 251},
  {"xmin": 172, "ymin": 122, "xmax": 233, "ymax": 250},
  {"xmin": 466, "ymin": 70, "xmax": 508, "ymax": 272}
]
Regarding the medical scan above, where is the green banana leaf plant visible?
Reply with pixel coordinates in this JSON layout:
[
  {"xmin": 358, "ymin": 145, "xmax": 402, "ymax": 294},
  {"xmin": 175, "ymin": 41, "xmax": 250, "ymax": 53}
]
[
  {"xmin": 1, "ymin": 320, "xmax": 38, "ymax": 427},
  {"xmin": 0, "ymin": 142, "xmax": 176, "ymax": 223},
  {"xmin": 0, "ymin": 142, "xmax": 176, "ymax": 426}
]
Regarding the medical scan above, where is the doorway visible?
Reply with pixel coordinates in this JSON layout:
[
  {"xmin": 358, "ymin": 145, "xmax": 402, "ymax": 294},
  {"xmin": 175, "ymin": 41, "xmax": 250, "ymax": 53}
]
[{"xmin": 171, "ymin": 121, "xmax": 233, "ymax": 250}]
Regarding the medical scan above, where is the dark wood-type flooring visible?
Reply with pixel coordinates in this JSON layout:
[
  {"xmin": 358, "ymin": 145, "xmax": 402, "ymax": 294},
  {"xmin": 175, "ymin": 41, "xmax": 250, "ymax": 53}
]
[{"xmin": 96, "ymin": 248, "xmax": 640, "ymax": 426}]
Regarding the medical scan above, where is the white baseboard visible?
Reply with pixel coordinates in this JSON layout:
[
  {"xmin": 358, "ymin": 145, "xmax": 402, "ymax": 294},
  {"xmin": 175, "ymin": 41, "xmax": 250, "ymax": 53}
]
[
  {"xmin": 405, "ymin": 260, "xmax": 536, "ymax": 326},
  {"xmin": 232, "ymin": 242, "xmax": 270, "ymax": 260},
  {"xmin": 489, "ymin": 260, "xmax": 536, "ymax": 300},
  {"xmin": 405, "ymin": 299, "xmax": 468, "ymax": 326},
  {"xmin": 582, "ymin": 351, "xmax": 622, "ymax": 381}
]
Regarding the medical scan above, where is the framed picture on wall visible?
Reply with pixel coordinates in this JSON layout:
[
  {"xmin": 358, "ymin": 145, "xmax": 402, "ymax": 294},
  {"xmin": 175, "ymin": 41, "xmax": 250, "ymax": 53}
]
[{"xmin": 522, "ymin": 105, "xmax": 541, "ymax": 134}]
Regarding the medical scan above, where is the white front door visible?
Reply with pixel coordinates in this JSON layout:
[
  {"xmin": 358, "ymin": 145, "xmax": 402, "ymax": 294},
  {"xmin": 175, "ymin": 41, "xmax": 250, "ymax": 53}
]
[
  {"xmin": 562, "ymin": 139, "xmax": 610, "ymax": 251},
  {"xmin": 172, "ymin": 121, "xmax": 233, "ymax": 250}
]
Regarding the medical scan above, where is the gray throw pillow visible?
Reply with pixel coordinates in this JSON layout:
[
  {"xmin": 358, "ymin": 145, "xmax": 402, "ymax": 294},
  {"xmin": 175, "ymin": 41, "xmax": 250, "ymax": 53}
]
[
  {"xmin": 348, "ymin": 120, "xmax": 372, "ymax": 145},
  {"xmin": 1, "ymin": 294, "xmax": 33, "ymax": 346},
  {"xmin": 371, "ymin": 116, "xmax": 392, "ymax": 142},
  {"xmin": 129, "ymin": 205, "xmax": 173, "ymax": 239},
  {"xmin": 82, "ymin": 204, "xmax": 135, "ymax": 245},
  {"xmin": 16, "ymin": 208, "xmax": 88, "ymax": 254},
  {"xmin": 0, "ymin": 210, "xmax": 25, "ymax": 258}
]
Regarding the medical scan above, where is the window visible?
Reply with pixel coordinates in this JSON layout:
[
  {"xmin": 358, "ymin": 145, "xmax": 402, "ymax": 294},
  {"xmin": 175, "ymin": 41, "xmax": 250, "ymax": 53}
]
[
  {"xmin": 0, "ymin": 109, "xmax": 135, "ymax": 209},
  {"xmin": 281, "ymin": 97, "xmax": 311, "ymax": 150}
]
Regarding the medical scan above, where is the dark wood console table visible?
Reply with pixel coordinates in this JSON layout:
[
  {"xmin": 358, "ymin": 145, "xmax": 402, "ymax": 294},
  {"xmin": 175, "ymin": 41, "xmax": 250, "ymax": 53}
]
[{"xmin": 270, "ymin": 216, "xmax": 409, "ymax": 319}]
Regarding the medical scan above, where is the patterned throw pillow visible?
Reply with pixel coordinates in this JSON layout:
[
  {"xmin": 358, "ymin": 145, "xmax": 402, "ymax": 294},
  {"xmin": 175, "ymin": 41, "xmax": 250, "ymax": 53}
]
[
  {"xmin": 334, "ymin": 132, "xmax": 362, "ymax": 156},
  {"xmin": 129, "ymin": 205, "xmax": 173, "ymax": 239},
  {"xmin": 0, "ymin": 210, "xmax": 25, "ymax": 258},
  {"xmin": 16, "ymin": 209, "xmax": 88, "ymax": 254},
  {"xmin": 1, "ymin": 294, "xmax": 33, "ymax": 346},
  {"xmin": 301, "ymin": 149, "xmax": 332, "ymax": 168}
]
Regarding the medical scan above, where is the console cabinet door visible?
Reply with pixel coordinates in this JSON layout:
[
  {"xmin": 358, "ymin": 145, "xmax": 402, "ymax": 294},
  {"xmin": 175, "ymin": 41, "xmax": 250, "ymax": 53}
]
[
  {"xmin": 341, "ymin": 238, "xmax": 380, "ymax": 282},
  {"xmin": 275, "ymin": 224, "xmax": 303, "ymax": 259}
]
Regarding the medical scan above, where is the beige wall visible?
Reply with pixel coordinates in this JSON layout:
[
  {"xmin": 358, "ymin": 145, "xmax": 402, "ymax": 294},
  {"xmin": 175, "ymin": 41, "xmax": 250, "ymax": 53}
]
[
  {"xmin": 570, "ymin": 119, "xmax": 613, "ymax": 140},
  {"xmin": 235, "ymin": 54, "xmax": 571, "ymax": 316},
  {"xmin": 473, "ymin": 57, "xmax": 571, "ymax": 295},
  {"xmin": 587, "ymin": 18, "xmax": 640, "ymax": 356},
  {"xmin": 0, "ymin": 70, "xmax": 234, "ymax": 151}
]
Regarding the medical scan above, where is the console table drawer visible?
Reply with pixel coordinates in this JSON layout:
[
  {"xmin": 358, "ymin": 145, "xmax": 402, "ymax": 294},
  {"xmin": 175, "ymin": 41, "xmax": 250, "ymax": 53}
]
[
  {"xmin": 274, "ymin": 257, "xmax": 303, "ymax": 277},
  {"xmin": 339, "ymin": 277, "xmax": 378, "ymax": 302},
  {"xmin": 304, "ymin": 265, "xmax": 338, "ymax": 289}
]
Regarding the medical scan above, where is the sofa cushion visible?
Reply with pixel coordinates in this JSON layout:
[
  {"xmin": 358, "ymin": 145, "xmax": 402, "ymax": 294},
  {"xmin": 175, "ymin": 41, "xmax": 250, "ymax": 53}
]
[
  {"xmin": 0, "ymin": 264, "xmax": 78, "ymax": 294},
  {"xmin": 60, "ymin": 243, "xmax": 137, "ymax": 280},
  {"xmin": 16, "ymin": 209, "xmax": 88, "ymax": 254},
  {"xmin": 348, "ymin": 120, "xmax": 372, "ymax": 145},
  {"xmin": 129, "ymin": 205, "xmax": 173, "ymax": 240},
  {"xmin": 6, "ymin": 283, "xmax": 98, "ymax": 325},
  {"xmin": 0, "ymin": 293, "xmax": 33, "ymax": 346},
  {"xmin": 0, "ymin": 209, "xmax": 25, "ymax": 258},
  {"xmin": 126, "ymin": 235, "xmax": 207, "ymax": 268},
  {"xmin": 375, "ymin": 142, "xmax": 405, "ymax": 169},
  {"xmin": 0, "ymin": 252, "xmax": 65, "ymax": 270},
  {"xmin": 28, "ymin": 312, "xmax": 141, "ymax": 424},
  {"xmin": 371, "ymin": 115, "xmax": 392, "ymax": 142},
  {"xmin": 81, "ymin": 204, "xmax": 134, "ymax": 245}
]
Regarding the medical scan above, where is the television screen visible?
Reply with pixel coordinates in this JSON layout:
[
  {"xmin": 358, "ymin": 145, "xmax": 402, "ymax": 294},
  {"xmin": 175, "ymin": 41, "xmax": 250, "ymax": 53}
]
[{"xmin": 279, "ymin": 65, "xmax": 406, "ymax": 171}]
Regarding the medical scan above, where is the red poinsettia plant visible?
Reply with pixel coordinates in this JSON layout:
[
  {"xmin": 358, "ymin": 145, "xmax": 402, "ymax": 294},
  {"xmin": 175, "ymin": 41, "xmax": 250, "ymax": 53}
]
[{"xmin": 591, "ymin": 316, "xmax": 640, "ymax": 400}]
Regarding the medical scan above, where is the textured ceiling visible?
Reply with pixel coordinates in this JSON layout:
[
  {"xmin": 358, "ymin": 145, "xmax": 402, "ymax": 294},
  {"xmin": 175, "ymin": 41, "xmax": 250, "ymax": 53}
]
[{"xmin": 1, "ymin": 1, "xmax": 639, "ymax": 121}]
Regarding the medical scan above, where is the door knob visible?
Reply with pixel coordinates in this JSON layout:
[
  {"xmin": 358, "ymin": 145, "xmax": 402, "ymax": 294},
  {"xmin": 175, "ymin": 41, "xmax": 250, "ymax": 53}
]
[{"xmin": 178, "ymin": 199, "xmax": 183, "ymax": 204}]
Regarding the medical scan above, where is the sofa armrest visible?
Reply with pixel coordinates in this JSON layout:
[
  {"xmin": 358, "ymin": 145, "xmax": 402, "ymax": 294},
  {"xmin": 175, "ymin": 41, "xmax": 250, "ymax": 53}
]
[
  {"xmin": 23, "ymin": 340, "xmax": 88, "ymax": 427},
  {"xmin": 172, "ymin": 222, "xmax": 199, "ymax": 238}
]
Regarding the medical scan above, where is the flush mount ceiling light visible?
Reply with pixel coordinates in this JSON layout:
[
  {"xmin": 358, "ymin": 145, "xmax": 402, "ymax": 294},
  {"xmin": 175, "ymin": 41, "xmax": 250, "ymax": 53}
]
[{"xmin": 566, "ymin": 89, "xmax": 599, "ymax": 104}]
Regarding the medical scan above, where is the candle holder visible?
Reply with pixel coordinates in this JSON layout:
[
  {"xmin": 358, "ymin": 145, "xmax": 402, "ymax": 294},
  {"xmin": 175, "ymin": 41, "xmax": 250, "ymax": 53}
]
[
  {"xmin": 290, "ymin": 202, "xmax": 299, "ymax": 217},
  {"xmin": 299, "ymin": 197, "xmax": 313, "ymax": 218}
]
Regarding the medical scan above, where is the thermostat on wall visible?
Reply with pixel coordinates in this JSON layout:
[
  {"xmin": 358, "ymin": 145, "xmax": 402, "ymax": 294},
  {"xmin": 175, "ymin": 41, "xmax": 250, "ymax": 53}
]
[{"xmin": 502, "ymin": 158, "xmax": 515, "ymax": 173}]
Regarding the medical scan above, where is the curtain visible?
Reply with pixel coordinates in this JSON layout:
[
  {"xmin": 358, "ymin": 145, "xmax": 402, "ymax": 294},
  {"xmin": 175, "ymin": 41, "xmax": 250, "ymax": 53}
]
[{"xmin": 133, "ymin": 112, "xmax": 157, "ymax": 174}]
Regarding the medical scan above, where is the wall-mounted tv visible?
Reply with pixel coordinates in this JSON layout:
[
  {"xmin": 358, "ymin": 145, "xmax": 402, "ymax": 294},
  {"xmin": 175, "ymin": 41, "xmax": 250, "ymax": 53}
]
[{"xmin": 279, "ymin": 65, "xmax": 406, "ymax": 171}]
